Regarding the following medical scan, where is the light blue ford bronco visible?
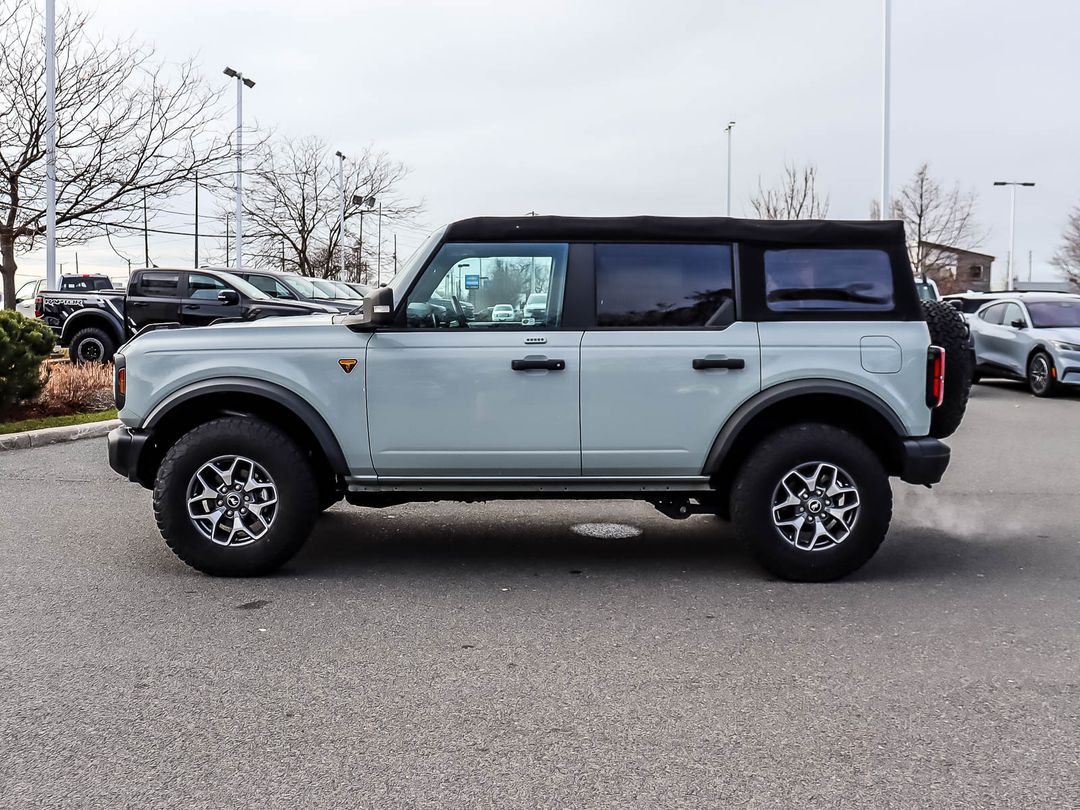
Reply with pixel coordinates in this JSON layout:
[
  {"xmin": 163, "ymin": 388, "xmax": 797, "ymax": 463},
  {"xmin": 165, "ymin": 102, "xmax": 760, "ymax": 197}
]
[{"xmin": 107, "ymin": 216, "xmax": 971, "ymax": 581}]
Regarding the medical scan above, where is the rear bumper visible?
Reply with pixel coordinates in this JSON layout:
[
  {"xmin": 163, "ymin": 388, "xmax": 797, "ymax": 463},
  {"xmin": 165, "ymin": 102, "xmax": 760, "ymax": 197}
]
[
  {"xmin": 107, "ymin": 426, "xmax": 150, "ymax": 486},
  {"xmin": 899, "ymin": 437, "xmax": 950, "ymax": 486}
]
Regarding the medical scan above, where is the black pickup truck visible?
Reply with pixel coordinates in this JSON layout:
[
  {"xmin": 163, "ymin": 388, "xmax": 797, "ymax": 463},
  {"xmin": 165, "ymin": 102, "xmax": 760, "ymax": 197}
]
[{"xmin": 38, "ymin": 267, "xmax": 336, "ymax": 363}]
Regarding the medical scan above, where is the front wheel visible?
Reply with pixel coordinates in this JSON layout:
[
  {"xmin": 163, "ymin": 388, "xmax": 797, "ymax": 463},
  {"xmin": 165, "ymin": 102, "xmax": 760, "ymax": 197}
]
[
  {"xmin": 1028, "ymin": 351, "xmax": 1057, "ymax": 397},
  {"xmin": 731, "ymin": 423, "xmax": 892, "ymax": 582},
  {"xmin": 153, "ymin": 416, "xmax": 319, "ymax": 576},
  {"xmin": 68, "ymin": 326, "xmax": 116, "ymax": 364}
]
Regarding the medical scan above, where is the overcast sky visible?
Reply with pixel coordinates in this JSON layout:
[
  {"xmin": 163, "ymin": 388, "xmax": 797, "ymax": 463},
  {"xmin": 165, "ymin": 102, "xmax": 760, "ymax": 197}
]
[{"xmin": 15, "ymin": 0, "xmax": 1080, "ymax": 287}]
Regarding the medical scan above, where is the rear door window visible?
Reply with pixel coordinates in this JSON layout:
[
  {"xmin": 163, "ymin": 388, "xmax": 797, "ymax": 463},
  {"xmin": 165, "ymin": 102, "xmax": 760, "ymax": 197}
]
[
  {"xmin": 136, "ymin": 272, "xmax": 180, "ymax": 298},
  {"xmin": 595, "ymin": 243, "xmax": 734, "ymax": 327},
  {"xmin": 764, "ymin": 249, "xmax": 893, "ymax": 312}
]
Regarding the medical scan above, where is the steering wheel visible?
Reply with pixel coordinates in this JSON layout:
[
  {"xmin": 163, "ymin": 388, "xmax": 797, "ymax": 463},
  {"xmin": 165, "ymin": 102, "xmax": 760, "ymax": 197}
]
[{"xmin": 450, "ymin": 295, "xmax": 468, "ymax": 328}]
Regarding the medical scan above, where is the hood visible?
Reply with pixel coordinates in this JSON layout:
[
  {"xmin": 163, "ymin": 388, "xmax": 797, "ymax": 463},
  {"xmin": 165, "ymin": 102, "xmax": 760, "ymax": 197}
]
[
  {"xmin": 308, "ymin": 297, "xmax": 359, "ymax": 313},
  {"xmin": 1036, "ymin": 326, "xmax": 1080, "ymax": 345},
  {"xmin": 251, "ymin": 298, "xmax": 340, "ymax": 315}
]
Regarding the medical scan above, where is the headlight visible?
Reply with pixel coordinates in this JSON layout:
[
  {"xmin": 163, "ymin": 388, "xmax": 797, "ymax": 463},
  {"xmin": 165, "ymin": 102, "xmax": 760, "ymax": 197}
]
[{"xmin": 1052, "ymin": 340, "xmax": 1080, "ymax": 352}]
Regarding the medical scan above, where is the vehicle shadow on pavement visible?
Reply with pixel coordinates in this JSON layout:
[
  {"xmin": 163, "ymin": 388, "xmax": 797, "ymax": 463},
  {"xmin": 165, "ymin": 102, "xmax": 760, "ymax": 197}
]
[{"xmin": 281, "ymin": 509, "xmax": 1024, "ymax": 585}]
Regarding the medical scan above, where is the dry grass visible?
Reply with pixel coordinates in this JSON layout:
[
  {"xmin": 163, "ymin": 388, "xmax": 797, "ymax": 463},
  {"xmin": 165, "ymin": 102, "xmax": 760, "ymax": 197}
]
[{"xmin": 39, "ymin": 361, "xmax": 114, "ymax": 414}]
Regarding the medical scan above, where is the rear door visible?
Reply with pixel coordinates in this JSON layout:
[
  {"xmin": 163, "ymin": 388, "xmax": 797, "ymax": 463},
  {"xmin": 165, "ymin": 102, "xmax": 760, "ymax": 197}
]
[
  {"xmin": 366, "ymin": 241, "xmax": 582, "ymax": 477},
  {"xmin": 179, "ymin": 272, "xmax": 243, "ymax": 326},
  {"xmin": 127, "ymin": 271, "xmax": 181, "ymax": 331},
  {"xmin": 579, "ymin": 243, "xmax": 761, "ymax": 476}
]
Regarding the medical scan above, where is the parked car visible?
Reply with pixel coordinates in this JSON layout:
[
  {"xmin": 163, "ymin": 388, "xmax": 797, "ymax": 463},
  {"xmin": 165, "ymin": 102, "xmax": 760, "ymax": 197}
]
[
  {"xmin": 343, "ymin": 282, "xmax": 373, "ymax": 297},
  {"xmin": 523, "ymin": 292, "xmax": 549, "ymax": 323},
  {"xmin": 231, "ymin": 269, "xmax": 358, "ymax": 313},
  {"xmin": 38, "ymin": 267, "xmax": 333, "ymax": 363},
  {"xmin": 107, "ymin": 215, "xmax": 972, "ymax": 582},
  {"xmin": 968, "ymin": 293, "xmax": 1080, "ymax": 395},
  {"xmin": 491, "ymin": 303, "xmax": 516, "ymax": 322},
  {"xmin": 13, "ymin": 274, "xmax": 114, "ymax": 317},
  {"xmin": 913, "ymin": 279, "xmax": 939, "ymax": 301}
]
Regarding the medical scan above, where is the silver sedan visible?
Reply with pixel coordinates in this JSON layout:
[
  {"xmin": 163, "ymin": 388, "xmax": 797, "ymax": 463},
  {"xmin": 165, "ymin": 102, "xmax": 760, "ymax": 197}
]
[{"xmin": 970, "ymin": 294, "xmax": 1080, "ymax": 396}]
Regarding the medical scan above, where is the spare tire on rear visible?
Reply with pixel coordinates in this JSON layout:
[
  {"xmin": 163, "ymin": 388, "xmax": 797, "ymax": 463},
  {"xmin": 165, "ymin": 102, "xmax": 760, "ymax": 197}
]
[{"xmin": 921, "ymin": 299, "xmax": 972, "ymax": 439}]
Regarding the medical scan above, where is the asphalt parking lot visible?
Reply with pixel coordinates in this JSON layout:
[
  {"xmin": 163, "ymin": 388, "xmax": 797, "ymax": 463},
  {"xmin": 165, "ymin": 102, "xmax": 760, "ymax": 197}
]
[{"xmin": 1, "ymin": 382, "xmax": 1078, "ymax": 809}]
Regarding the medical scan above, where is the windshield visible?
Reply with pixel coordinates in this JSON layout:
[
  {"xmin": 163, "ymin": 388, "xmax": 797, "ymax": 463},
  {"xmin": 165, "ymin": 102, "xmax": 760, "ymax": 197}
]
[
  {"xmin": 317, "ymin": 280, "xmax": 363, "ymax": 299},
  {"xmin": 278, "ymin": 274, "xmax": 322, "ymax": 299},
  {"xmin": 1027, "ymin": 300, "xmax": 1080, "ymax": 328},
  {"xmin": 217, "ymin": 271, "xmax": 271, "ymax": 300},
  {"xmin": 385, "ymin": 227, "xmax": 447, "ymax": 294}
]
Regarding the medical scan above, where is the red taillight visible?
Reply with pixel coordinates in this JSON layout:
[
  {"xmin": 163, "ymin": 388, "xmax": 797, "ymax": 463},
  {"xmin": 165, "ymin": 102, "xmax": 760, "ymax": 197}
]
[
  {"xmin": 927, "ymin": 346, "xmax": 945, "ymax": 408},
  {"xmin": 34, "ymin": 296, "xmax": 43, "ymax": 318}
]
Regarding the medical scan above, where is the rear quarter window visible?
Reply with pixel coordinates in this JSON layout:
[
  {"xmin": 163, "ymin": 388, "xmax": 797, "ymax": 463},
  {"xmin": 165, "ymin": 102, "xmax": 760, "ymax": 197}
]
[{"xmin": 764, "ymin": 249, "xmax": 894, "ymax": 312}]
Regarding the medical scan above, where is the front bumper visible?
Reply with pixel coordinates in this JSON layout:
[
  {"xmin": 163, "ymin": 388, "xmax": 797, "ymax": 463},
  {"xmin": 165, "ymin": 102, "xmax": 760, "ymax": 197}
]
[
  {"xmin": 107, "ymin": 426, "xmax": 151, "ymax": 486},
  {"xmin": 899, "ymin": 437, "xmax": 951, "ymax": 486}
]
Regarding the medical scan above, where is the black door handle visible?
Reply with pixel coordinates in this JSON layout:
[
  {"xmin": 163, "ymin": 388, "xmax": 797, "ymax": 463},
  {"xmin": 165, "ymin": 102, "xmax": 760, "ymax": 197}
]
[
  {"xmin": 692, "ymin": 357, "xmax": 745, "ymax": 370},
  {"xmin": 511, "ymin": 358, "xmax": 566, "ymax": 371},
  {"xmin": 184, "ymin": 304, "xmax": 201, "ymax": 310},
  {"xmin": 129, "ymin": 301, "xmax": 149, "ymax": 307}
]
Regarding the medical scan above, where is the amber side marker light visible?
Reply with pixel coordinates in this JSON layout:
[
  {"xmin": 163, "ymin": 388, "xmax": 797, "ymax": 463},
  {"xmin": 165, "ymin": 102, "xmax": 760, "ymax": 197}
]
[
  {"xmin": 117, "ymin": 367, "xmax": 126, "ymax": 395},
  {"xmin": 338, "ymin": 359, "xmax": 358, "ymax": 374}
]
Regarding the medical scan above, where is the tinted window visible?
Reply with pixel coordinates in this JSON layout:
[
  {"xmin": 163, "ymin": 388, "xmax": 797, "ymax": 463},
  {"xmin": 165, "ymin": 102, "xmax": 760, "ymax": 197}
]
[
  {"xmin": 1001, "ymin": 303, "xmax": 1025, "ymax": 327},
  {"xmin": 61, "ymin": 277, "xmax": 112, "ymax": 291},
  {"xmin": 979, "ymin": 303, "xmax": 1006, "ymax": 324},
  {"xmin": 1028, "ymin": 300, "xmax": 1080, "ymax": 328},
  {"xmin": 137, "ymin": 272, "xmax": 180, "ymax": 298},
  {"xmin": 764, "ymin": 249, "xmax": 893, "ymax": 312},
  {"xmin": 188, "ymin": 273, "xmax": 228, "ymax": 301},
  {"xmin": 596, "ymin": 243, "xmax": 734, "ymax": 327},
  {"xmin": 246, "ymin": 274, "xmax": 294, "ymax": 299}
]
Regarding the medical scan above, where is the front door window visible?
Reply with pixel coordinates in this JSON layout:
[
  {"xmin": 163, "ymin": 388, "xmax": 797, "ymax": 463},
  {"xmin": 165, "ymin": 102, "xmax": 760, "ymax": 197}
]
[{"xmin": 404, "ymin": 243, "xmax": 568, "ymax": 328}]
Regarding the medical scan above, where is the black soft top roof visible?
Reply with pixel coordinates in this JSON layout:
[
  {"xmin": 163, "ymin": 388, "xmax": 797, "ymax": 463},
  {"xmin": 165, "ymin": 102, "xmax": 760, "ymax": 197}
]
[{"xmin": 444, "ymin": 215, "xmax": 906, "ymax": 247}]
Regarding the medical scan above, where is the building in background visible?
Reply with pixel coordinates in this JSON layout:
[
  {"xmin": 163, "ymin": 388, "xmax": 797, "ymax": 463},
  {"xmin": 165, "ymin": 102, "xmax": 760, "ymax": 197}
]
[{"xmin": 917, "ymin": 241, "xmax": 995, "ymax": 294}]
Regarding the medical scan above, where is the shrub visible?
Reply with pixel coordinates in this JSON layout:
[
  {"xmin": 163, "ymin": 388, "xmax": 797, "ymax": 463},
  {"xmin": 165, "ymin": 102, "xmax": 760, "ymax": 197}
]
[
  {"xmin": 0, "ymin": 310, "xmax": 55, "ymax": 413},
  {"xmin": 39, "ymin": 361, "xmax": 114, "ymax": 413}
]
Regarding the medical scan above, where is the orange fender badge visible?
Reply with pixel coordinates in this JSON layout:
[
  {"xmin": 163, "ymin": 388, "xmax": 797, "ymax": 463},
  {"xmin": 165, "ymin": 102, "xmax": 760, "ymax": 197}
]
[{"xmin": 338, "ymin": 359, "xmax": 358, "ymax": 374}]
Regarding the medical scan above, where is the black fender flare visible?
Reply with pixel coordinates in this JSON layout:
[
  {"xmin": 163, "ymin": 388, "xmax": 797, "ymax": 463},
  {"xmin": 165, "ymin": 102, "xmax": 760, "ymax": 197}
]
[
  {"xmin": 701, "ymin": 379, "xmax": 906, "ymax": 475},
  {"xmin": 142, "ymin": 377, "xmax": 349, "ymax": 474},
  {"xmin": 61, "ymin": 309, "xmax": 125, "ymax": 346}
]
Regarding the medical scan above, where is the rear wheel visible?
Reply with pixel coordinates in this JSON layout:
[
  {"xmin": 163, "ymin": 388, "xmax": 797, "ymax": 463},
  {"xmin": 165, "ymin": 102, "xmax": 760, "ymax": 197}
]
[
  {"xmin": 153, "ymin": 416, "xmax": 319, "ymax": 576},
  {"xmin": 1028, "ymin": 351, "xmax": 1057, "ymax": 397},
  {"xmin": 731, "ymin": 423, "xmax": 892, "ymax": 582},
  {"xmin": 68, "ymin": 326, "xmax": 116, "ymax": 364}
]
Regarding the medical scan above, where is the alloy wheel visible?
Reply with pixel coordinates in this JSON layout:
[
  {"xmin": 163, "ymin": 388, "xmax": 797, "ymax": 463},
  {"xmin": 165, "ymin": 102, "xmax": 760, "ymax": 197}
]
[
  {"xmin": 770, "ymin": 461, "xmax": 861, "ymax": 551},
  {"xmin": 186, "ymin": 455, "xmax": 279, "ymax": 547}
]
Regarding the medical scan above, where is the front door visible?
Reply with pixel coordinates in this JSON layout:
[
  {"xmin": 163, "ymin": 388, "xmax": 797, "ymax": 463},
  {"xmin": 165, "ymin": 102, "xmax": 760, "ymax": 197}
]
[
  {"xmin": 127, "ymin": 271, "xmax": 181, "ymax": 331},
  {"xmin": 579, "ymin": 243, "xmax": 761, "ymax": 475},
  {"xmin": 975, "ymin": 301, "xmax": 1026, "ymax": 374},
  {"xmin": 366, "ymin": 241, "xmax": 581, "ymax": 477},
  {"xmin": 179, "ymin": 272, "xmax": 242, "ymax": 326}
]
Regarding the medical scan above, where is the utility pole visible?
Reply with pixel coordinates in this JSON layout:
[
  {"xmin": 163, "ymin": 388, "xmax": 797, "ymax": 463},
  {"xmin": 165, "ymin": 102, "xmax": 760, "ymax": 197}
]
[
  {"xmin": 393, "ymin": 233, "xmax": 398, "ymax": 274},
  {"xmin": 75, "ymin": 252, "xmax": 79, "ymax": 274},
  {"xmin": 45, "ymin": 0, "xmax": 57, "ymax": 290},
  {"xmin": 724, "ymin": 121, "xmax": 735, "ymax": 216},
  {"xmin": 225, "ymin": 212, "xmax": 231, "ymax": 267},
  {"xmin": 143, "ymin": 191, "xmax": 149, "ymax": 267},
  {"xmin": 1028, "ymin": 250, "xmax": 1033, "ymax": 283},
  {"xmin": 993, "ymin": 181, "xmax": 1036, "ymax": 291},
  {"xmin": 880, "ymin": 0, "xmax": 892, "ymax": 219},
  {"xmin": 224, "ymin": 67, "xmax": 255, "ymax": 269},
  {"xmin": 335, "ymin": 151, "xmax": 346, "ymax": 278},
  {"xmin": 377, "ymin": 202, "xmax": 383, "ymax": 286},
  {"xmin": 194, "ymin": 171, "xmax": 200, "ymax": 268}
]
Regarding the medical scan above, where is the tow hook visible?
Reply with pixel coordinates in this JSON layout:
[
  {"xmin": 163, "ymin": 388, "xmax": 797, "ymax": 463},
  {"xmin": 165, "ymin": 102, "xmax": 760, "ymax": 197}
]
[{"xmin": 649, "ymin": 498, "xmax": 713, "ymax": 520}]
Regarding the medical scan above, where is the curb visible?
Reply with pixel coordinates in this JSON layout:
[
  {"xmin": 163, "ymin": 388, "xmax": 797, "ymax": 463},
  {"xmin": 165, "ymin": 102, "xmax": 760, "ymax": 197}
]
[{"xmin": 0, "ymin": 419, "xmax": 121, "ymax": 453}]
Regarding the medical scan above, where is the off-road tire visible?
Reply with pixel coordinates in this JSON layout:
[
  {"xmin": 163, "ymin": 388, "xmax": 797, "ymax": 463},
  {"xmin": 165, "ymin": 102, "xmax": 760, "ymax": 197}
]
[
  {"xmin": 731, "ymin": 423, "xmax": 892, "ymax": 582},
  {"xmin": 1027, "ymin": 350, "xmax": 1057, "ymax": 398},
  {"xmin": 921, "ymin": 299, "xmax": 972, "ymax": 439},
  {"xmin": 68, "ymin": 326, "xmax": 116, "ymax": 364},
  {"xmin": 153, "ymin": 416, "xmax": 319, "ymax": 576}
]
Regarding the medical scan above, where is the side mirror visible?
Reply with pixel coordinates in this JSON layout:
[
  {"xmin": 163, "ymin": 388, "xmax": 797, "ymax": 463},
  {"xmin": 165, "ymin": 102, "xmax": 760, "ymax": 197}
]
[
  {"xmin": 1010, "ymin": 318, "xmax": 1026, "ymax": 329},
  {"xmin": 346, "ymin": 286, "xmax": 394, "ymax": 330},
  {"xmin": 218, "ymin": 289, "xmax": 240, "ymax": 305}
]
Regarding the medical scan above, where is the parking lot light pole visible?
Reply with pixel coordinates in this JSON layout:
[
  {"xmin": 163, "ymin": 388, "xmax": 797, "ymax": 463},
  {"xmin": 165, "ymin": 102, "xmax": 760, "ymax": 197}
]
[
  {"xmin": 224, "ymin": 67, "xmax": 255, "ymax": 269},
  {"xmin": 335, "ymin": 151, "xmax": 346, "ymax": 278},
  {"xmin": 880, "ymin": 0, "xmax": 891, "ymax": 219},
  {"xmin": 45, "ymin": 0, "xmax": 57, "ymax": 290},
  {"xmin": 724, "ymin": 121, "xmax": 735, "ymax": 216},
  {"xmin": 993, "ymin": 181, "xmax": 1036, "ymax": 291}
]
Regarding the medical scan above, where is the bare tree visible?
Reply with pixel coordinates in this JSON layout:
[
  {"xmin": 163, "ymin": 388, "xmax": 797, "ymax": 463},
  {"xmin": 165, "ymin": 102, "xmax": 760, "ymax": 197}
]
[
  {"xmin": 885, "ymin": 163, "xmax": 986, "ymax": 280},
  {"xmin": 237, "ymin": 135, "xmax": 422, "ymax": 282},
  {"xmin": 0, "ymin": 0, "xmax": 233, "ymax": 308},
  {"xmin": 1051, "ymin": 204, "xmax": 1080, "ymax": 290},
  {"xmin": 750, "ymin": 163, "xmax": 830, "ymax": 220}
]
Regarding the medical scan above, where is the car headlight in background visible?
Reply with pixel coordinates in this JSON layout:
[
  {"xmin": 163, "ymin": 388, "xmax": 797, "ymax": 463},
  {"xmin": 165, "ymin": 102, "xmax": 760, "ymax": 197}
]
[{"xmin": 1051, "ymin": 340, "xmax": 1080, "ymax": 352}]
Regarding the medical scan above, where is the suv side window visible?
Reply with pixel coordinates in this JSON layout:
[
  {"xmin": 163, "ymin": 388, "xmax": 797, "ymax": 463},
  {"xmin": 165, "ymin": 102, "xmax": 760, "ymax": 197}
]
[
  {"xmin": 979, "ymin": 303, "xmax": 1006, "ymax": 324},
  {"xmin": 137, "ymin": 272, "xmax": 180, "ymax": 298},
  {"xmin": 188, "ymin": 273, "xmax": 229, "ymax": 300},
  {"xmin": 1001, "ymin": 302, "xmax": 1025, "ymax": 328},
  {"xmin": 595, "ymin": 243, "xmax": 734, "ymax": 328},
  {"xmin": 405, "ymin": 242, "xmax": 568, "ymax": 329},
  {"xmin": 246, "ymin": 274, "xmax": 294, "ymax": 299},
  {"xmin": 764, "ymin": 249, "xmax": 893, "ymax": 312}
]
